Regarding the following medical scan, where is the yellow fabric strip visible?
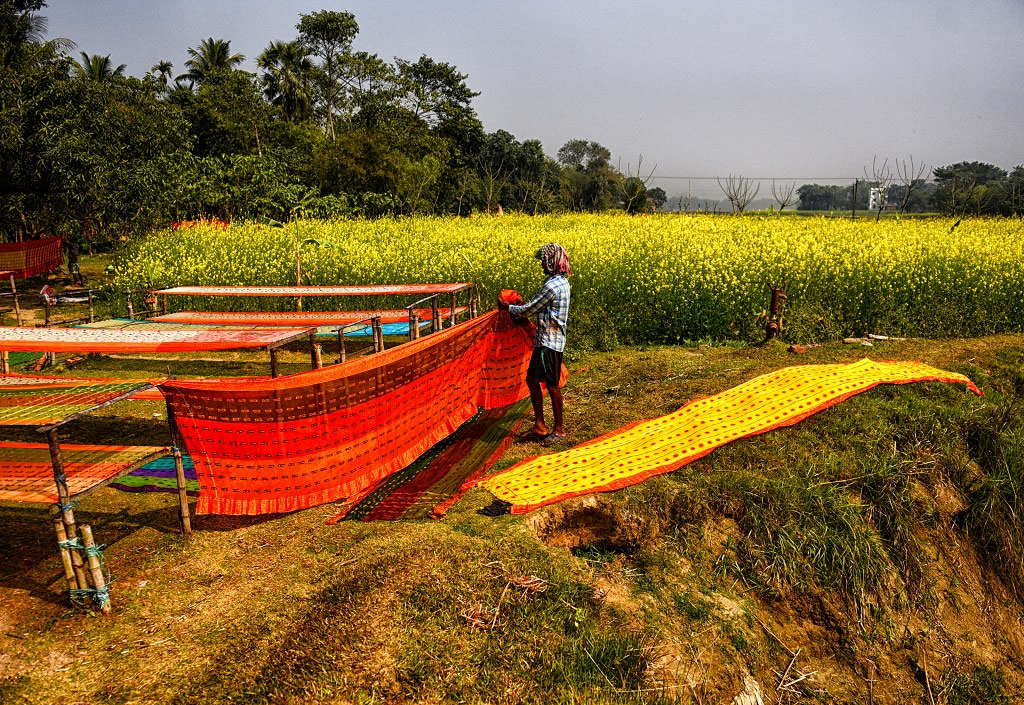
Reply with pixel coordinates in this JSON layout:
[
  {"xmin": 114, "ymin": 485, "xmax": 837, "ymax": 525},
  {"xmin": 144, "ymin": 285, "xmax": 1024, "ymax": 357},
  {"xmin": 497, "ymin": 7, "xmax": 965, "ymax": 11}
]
[{"xmin": 480, "ymin": 359, "xmax": 980, "ymax": 514}]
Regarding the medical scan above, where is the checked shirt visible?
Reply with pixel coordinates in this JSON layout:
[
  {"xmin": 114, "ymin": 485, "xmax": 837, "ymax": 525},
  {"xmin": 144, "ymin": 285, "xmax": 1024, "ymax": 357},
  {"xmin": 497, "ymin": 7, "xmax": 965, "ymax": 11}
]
[{"xmin": 508, "ymin": 274, "xmax": 570, "ymax": 352}]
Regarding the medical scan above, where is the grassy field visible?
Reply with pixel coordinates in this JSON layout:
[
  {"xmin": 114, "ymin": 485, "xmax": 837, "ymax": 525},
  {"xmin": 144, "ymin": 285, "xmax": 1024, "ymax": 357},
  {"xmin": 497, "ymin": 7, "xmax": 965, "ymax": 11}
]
[{"xmin": 1, "ymin": 260, "xmax": 1023, "ymax": 703}]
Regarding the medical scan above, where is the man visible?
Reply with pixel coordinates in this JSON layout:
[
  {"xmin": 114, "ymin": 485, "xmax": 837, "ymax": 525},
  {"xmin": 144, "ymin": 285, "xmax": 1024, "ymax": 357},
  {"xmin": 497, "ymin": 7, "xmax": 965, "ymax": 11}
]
[{"xmin": 501, "ymin": 243, "xmax": 571, "ymax": 446}]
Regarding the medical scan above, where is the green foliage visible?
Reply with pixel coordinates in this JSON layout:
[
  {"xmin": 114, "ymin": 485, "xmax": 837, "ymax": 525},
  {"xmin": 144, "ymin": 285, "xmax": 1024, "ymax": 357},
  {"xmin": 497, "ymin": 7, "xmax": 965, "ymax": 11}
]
[{"xmin": 942, "ymin": 665, "xmax": 1013, "ymax": 705}]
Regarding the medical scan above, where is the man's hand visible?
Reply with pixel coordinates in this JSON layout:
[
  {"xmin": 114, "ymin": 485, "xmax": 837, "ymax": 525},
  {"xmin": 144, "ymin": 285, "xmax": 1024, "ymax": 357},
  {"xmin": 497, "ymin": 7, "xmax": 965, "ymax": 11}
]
[{"xmin": 497, "ymin": 298, "xmax": 510, "ymax": 310}]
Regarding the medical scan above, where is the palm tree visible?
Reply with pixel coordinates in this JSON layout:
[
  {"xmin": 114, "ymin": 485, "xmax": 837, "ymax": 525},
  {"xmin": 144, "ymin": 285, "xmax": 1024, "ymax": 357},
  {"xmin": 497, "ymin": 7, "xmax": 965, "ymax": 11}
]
[
  {"xmin": 179, "ymin": 37, "xmax": 244, "ymax": 86},
  {"xmin": 150, "ymin": 59, "xmax": 173, "ymax": 95},
  {"xmin": 73, "ymin": 52, "xmax": 126, "ymax": 81},
  {"xmin": 257, "ymin": 40, "xmax": 314, "ymax": 122}
]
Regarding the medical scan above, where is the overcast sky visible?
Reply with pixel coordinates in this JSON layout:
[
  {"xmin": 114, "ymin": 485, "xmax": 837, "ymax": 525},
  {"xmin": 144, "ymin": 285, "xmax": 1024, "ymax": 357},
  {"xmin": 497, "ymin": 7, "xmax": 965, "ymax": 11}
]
[{"xmin": 45, "ymin": 0, "xmax": 1023, "ymax": 198}]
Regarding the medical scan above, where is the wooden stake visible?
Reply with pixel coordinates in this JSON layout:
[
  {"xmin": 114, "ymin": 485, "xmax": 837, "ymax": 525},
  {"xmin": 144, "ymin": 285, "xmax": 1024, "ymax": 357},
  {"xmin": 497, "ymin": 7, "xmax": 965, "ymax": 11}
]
[
  {"xmin": 44, "ymin": 298, "xmax": 51, "ymax": 327},
  {"xmin": 0, "ymin": 351, "xmax": 7, "ymax": 374},
  {"xmin": 87, "ymin": 290, "xmax": 95, "ymax": 323},
  {"xmin": 11, "ymin": 274, "xmax": 21, "ymax": 325},
  {"xmin": 431, "ymin": 296, "xmax": 439, "ymax": 333},
  {"xmin": 450, "ymin": 291, "xmax": 457, "ymax": 326},
  {"xmin": 172, "ymin": 447, "xmax": 191, "ymax": 535},
  {"xmin": 269, "ymin": 347, "xmax": 280, "ymax": 378},
  {"xmin": 126, "ymin": 294, "xmax": 134, "ymax": 319},
  {"xmin": 79, "ymin": 525, "xmax": 112, "ymax": 615},
  {"xmin": 47, "ymin": 429, "xmax": 89, "ymax": 591},
  {"xmin": 166, "ymin": 402, "xmax": 192, "ymax": 535},
  {"xmin": 308, "ymin": 332, "xmax": 318, "ymax": 369},
  {"xmin": 312, "ymin": 343, "xmax": 323, "ymax": 369},
  {"xmin": 337, "ymin": 328, "xmax": 346, "ymax": 363},
  {"xmin": 50, "ymin": 504, "xmax": 80, "ymax": 592},
  {"xmin": 408, "ymin": 308, "xmax": 419, "ymax": 341}
]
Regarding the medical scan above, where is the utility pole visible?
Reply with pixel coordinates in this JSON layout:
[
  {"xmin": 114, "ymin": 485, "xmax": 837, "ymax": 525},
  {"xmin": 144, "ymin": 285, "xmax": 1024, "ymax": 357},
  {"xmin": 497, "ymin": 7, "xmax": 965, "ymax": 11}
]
[{"xmin": 851, "ymin": 179, "xmax": 858, "ymax": 220}]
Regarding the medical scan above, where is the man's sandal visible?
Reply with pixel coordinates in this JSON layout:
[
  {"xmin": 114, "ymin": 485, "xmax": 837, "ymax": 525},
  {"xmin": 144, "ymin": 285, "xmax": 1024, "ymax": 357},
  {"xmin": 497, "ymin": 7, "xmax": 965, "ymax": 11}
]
[
  {"xmin": 540, "ymin": 432, "xmax": 566, "ymax": 448},
  {"xmin": 515, "ymin": 429, "xmax": 549, "ymax": 443}
]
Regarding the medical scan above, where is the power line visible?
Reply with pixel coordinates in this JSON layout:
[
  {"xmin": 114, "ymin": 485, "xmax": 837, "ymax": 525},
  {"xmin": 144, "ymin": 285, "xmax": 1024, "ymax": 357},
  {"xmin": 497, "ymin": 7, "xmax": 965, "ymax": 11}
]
[{"xmin": 648, "ymin": 176, "xmax": 861, "ymax": 181}]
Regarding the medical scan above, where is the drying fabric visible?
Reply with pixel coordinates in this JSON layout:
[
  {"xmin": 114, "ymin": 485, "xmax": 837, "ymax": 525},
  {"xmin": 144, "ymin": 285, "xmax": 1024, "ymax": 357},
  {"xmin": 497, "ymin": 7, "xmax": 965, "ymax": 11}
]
[
  {"xmin": 157, "ymin": 283, "xmax": 470, "ymax": 297},
  {"xmin": 160, "ymin": 310, "xmax": 540, "ymax": 515},
  {"xmin": 0, "ymin": 442, "xmax": 167, "ymax": 503},
  {"xmin": 110, "ymin": 454, "xmax": 199, "ymax": 496},
  {"xmin": 480, "ymin": 359, "xmax": 982, "ymax": 514},
  {"xmin": 0, "ymin": 326, "xmax": 314, "ymax": 353},
  {"xmin": 0, "ymin": 374, "xmax": 155, "ymax": 426},
  {"xmin": 0, "ymin": 237, "xmax": 62, "ymax": 279},
  {"xmin": 331, "ymin": 397, "xmax": 531, "ymax": 522},
  {"xmin": 150, "ymin": 307, "xmax": 469, "ymax": 326}
]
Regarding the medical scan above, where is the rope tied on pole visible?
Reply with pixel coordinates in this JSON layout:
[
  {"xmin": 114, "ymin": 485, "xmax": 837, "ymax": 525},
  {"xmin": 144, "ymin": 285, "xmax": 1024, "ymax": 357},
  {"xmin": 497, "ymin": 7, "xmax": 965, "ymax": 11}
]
[{"xmin": 69, "ymin": 581, "xmax": 112, "ymax": 608}]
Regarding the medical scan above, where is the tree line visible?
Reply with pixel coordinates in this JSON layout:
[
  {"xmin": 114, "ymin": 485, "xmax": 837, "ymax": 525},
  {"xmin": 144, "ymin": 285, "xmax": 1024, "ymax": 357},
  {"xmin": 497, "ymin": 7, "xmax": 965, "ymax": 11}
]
[{"xmin": 1, "ymin": 1, "xmax": 666, "ymax": 244}]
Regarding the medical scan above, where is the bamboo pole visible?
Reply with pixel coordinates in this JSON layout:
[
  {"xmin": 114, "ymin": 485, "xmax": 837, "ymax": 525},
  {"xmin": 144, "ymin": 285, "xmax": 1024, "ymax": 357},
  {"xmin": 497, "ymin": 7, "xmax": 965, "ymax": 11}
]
[
  {"xmin": 165, "ymin": 402, "xmax": 192, "ymax": 535},
  {"xmin": 79, "ymin": 525, "xmax": 112, "ymax": 615},
  {"xmin": 408, "ymin": 309, "xmax": 420, "ymax": 341},
  {"xmin": 269, "ymin": 348, "xmax": 280, "ymax": 378},
  {"xmin": 11, "ymin": 274, "xmax": 21, "ymax": 325},
  {"xmin": 50, "ymin": 504, "xmax": 80, "ymax": 593},
  {"xmin": 450, "ymin": 291, "xmax": 457, "ymax": 326},
  {"xmin": 126, "ymin": 293, "xmax": 134, "ymax": 319},
  {"xmin": 44, "ymin": 298, "xmax": 51, "ymax": 327},
  {"xmin": 431, "ymin": 296, "xmax": 439, "ymax": 333},
  {"xmin": 0, "ymin": 351, "xmax": 7, "ymax": 374},
  {"xmin": 87, "ymin": 290, "xmax": 95, "ymax": 323},
  {"xmin": 309, "ymin": 333, "xmax": 319, "ymax": 369},
  {"xmin": 312, "ymin": 343, "xmax": 323, "ymax": 369},
  {"xmin": 337, "ymin": 328, "xmax": 346, "ymax": 363},
  {"xmin": 47, "ymin": 429, "xmax": 89, "ymax": 590}
]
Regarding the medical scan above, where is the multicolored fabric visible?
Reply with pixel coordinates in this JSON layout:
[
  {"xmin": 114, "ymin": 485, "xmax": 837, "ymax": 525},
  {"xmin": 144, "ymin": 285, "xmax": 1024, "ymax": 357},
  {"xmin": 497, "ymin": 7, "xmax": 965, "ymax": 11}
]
[
  {"xmin": 160, "ymin": 311, "xmax": 537, "ymax": 515},
  {"xmin": 0, "ymin": 374, "xmax": 155, "ymax": 426},
  {"xmin": 0, "ymin": 237, "xmax": 62, "ymax": 279},
  {"xmin": 480, "ymin": 359, "xmax": 982, "ymax": 514},
  {"xmin": 157, "ymin": 283, "xmax": 470, "ymax": 297},
  {"xmin": 536, "ymin": 243, "xmax": 571, "ymax": 276},
  {"xmin": 0, "ymin": 442, "xmax": 167, "ymax": 503},
  {"xmin": 150, "ymin": 307, "xmax": 468, "ymax": 326},
  {"xmin": 0, "ymin": 326, "xmax": 313, "ymax": 353},
  {"xmin": 110, "ymin": 454, "xmax": 200, "ymax": 496},
  {"xmin": 508, "ymin": 275, "xmax": 570, "ymax": 352},
  {"xmin": 330, "ymin": 398, "xmax": 530, "ymax": 522}
]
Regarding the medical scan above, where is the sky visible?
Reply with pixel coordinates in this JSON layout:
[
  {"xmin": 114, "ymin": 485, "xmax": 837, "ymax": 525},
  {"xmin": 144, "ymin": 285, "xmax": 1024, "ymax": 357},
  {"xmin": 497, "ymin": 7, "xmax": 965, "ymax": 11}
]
[{"xmin": 45, "ymin": 0, "xmax": 1024, "ymax": 199}]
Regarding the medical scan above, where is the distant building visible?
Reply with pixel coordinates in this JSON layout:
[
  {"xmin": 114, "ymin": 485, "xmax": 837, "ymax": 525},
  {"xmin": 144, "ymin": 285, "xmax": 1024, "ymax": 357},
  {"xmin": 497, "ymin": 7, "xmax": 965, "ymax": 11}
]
[{"xmin": 868, "ymin": 187, "xmax": 883, "ymax": 210}]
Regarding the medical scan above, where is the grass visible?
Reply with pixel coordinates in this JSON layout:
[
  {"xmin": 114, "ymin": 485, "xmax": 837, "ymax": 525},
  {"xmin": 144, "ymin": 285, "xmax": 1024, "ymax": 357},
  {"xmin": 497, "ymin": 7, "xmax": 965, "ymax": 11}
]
[{"xmin": 1, "ymin": 258, "xmax": 1024, "ymax": 702}]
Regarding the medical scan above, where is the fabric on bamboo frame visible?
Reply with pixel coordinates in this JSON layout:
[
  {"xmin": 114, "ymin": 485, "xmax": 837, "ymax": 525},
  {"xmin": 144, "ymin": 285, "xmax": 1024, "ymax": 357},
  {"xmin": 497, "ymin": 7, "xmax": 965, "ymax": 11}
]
[
  {"xmin": 0, "ymin": 442, "xmax": 167, "ymax": 503},
  {"xmin": 150, "ymin": 308, "xmax": 469, "ymax": 326},
  {"xmin": 111, "ymin": 454, "xmax": 200, "ymax": 496},
  {"xmin": 480, "ymin": 359, "xmax": 982, "ymax": 514},
  {"xmin": 0, "ymin": 326, "xmax": 313, "ymax": 353},
  {"xmin": 0, "ymin": 237, "xmax": 62, "ymax": 279},
  {"xmin": 159, "ymin": 310, "xmax": 546, "ymax": 515},
  {"xmin": 156, "ymin": 283, "xmax": 470, "ymax": 297},
  {"xmin": 0, "ymin": 374, "xmax": 157, "ymax": 426}
]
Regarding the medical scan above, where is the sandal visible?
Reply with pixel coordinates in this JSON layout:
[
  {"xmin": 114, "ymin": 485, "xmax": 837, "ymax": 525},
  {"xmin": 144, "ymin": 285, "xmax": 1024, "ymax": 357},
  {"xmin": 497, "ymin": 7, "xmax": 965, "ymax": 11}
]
[
  {"xmin": 540, "ymin": 432, "xmax": 566, "ymax": 448},
  {"xmin": 515, "ymin": 429, "xmax": 549, "ymax": 443}
]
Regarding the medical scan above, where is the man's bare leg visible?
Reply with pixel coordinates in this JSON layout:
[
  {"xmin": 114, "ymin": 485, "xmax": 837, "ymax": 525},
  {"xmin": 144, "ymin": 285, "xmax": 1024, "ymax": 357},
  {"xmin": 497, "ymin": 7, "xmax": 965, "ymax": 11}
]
[
  {"xmin": 549, "ymin": 384, "xmax": 565, "ymax": 436},
  {"xmin": 527, "ymin": 379, "xmax": 548, "ymax": 435}
]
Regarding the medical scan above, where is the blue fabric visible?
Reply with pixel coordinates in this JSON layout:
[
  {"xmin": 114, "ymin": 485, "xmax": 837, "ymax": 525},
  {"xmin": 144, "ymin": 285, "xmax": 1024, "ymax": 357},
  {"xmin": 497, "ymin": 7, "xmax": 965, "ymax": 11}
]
[{"xmin": 508, "ymin": 274, "xmax": 570, "ymax": 352}]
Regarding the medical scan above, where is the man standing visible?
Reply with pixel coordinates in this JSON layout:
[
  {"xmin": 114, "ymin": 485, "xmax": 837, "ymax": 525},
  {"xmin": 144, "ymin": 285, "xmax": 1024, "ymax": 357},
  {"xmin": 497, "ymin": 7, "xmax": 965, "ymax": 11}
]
[{"xmin": 501, "ymin": 243, "xmax": 571, "ymax": 445}]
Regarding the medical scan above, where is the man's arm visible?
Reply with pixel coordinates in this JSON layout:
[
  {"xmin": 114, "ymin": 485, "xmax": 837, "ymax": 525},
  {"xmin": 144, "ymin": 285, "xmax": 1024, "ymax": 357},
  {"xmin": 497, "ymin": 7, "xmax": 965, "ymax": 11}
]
[{"xmin": 508, "ymin": 283, "xmax": 554, "ymax": 318}]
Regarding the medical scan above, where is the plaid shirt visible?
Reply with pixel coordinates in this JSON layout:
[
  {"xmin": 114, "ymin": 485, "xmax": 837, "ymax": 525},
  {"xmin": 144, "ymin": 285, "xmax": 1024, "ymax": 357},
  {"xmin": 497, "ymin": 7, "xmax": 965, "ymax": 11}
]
[{"xmin": 509, "ymin": 274, "xmax": 570, "ymax": 352}]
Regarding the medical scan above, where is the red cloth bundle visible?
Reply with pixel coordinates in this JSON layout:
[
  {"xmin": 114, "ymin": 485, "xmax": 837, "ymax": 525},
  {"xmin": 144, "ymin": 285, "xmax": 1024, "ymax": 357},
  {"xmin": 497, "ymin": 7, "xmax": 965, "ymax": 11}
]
[{"xmin": 498, "ymin": 289, "xmax": 524, "ymax": 306}]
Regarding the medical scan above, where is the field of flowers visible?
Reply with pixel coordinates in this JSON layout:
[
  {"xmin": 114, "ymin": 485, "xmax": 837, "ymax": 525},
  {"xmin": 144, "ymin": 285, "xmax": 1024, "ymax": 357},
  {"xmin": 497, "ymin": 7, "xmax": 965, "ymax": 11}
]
[{"xmin": 116, "ymin": 214, "xmax": 1024, "ymax": 347}]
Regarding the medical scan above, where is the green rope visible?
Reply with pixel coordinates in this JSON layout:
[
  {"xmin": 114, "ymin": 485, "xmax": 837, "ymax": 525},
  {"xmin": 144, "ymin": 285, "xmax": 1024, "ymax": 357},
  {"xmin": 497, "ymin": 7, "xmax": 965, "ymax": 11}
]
[
  {"xmin": 58, "ymin": 537, "xmax": 84, "ymax": 550},
  {"xmin": 69, "ymin": 581, "xmax": 112, "ymax": 608}
]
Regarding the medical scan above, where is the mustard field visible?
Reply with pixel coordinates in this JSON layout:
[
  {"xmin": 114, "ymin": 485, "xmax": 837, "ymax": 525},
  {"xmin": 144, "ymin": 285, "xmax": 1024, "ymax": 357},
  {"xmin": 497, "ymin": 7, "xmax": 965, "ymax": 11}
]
[{"xmin": 117, "ymin": 214, "xmax": 1024, "ymax": 346}]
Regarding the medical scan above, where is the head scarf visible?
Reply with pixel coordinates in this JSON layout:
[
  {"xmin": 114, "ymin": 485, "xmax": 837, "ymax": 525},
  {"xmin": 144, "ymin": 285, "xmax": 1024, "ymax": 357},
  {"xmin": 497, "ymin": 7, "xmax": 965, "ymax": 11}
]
[{"xmin": 535, "ymin": 243, "xmax": 571, "ymax": 276}]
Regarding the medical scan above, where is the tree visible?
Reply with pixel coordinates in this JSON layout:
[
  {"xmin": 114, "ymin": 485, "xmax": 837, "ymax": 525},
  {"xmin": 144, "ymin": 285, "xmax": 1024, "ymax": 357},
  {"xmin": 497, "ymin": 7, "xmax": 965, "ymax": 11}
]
[
  {"xmin": 864, "ymin": 156, "xmax": 894, "ymax": 221},
  {"xmin": 893, "ymin": 156, "xmax": 930, "ymax": 217},
  {"xmin": 180, "ymin": 69, "xmax": 272, "ymax": 157},
  {"xmin": 179, "ymin": 38, "xmax": 244, "ymax": 86},
  {"xmin": 72, "ymin": 52, "xmax": 125, "ymax": 81},
  {"xmin": 770, "ymin": 180, "xmax": 797, "ymax": 210},
  {"xmin": 258, "ymin": 40, "xmax": 314, "ymax": 122},
  {"xmin": 149, "ymin": 59, "xmax": 173, "ymax": 96},
  {"xmin": 620, "ymin": 154, "xmax": 657, "ymax": 214},
  {"xmin": 297, "ymin": 9, "xmax": 358, "ymax": 141},
  {"xmin": 647, "ymin": 187, "xmax": 667, "ymax": 211},
  {"xmin": 717, "ymin": 174, "xmax": 760, "ymax": 213},
  {"xmin": 932, "ymin": 161, "xmax": 1009, "ymax": 216}
]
